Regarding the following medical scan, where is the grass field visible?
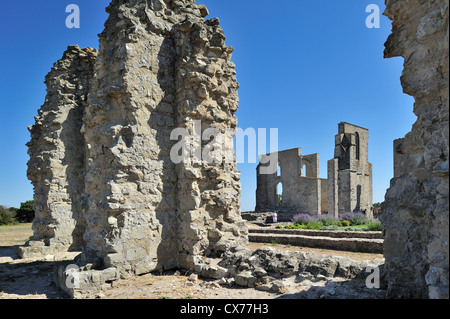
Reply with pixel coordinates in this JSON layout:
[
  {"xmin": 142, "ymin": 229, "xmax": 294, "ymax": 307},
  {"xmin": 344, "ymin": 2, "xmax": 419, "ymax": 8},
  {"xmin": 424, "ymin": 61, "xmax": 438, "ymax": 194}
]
[{"xmin": 0, "ymin": 223, "xmax": 32, "ymax": 247}]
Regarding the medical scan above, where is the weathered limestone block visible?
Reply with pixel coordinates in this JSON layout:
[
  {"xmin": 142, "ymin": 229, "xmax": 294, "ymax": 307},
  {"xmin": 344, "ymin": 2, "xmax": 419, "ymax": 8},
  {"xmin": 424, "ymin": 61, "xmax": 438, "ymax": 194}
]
[
  {"xmin": 21, "ymin": 46, "xmax": 97, "ymax": 258},
  {"xmin": 381, "ymin": 0, "xmax": 449, "ymax": 299}
]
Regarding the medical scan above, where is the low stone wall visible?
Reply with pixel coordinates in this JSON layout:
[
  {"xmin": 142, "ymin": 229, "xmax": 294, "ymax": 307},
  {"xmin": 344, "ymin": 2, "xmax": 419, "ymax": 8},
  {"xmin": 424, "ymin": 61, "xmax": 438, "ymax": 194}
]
[
  {"xmin": 248, "ymin": 229, "xmax": 383, "ymax": 254},
  {"xmin": 249, "ymin": 228, "xmax": 383, "ymax": 240}
]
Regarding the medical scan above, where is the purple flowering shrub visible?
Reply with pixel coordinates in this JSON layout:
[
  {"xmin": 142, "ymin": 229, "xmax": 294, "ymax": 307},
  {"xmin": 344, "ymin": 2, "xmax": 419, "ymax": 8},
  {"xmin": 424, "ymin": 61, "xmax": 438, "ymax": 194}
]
[
  {"xmin": 339, "ymin": 212, "xmax": 369, "ymax": 225},
  {"xmin": 287, "ymin": 211, "xmax": 379, "ymax": 231},
  {"xmin": 291, "ymin": 213, "xmax": 316, "ymax": 225}
]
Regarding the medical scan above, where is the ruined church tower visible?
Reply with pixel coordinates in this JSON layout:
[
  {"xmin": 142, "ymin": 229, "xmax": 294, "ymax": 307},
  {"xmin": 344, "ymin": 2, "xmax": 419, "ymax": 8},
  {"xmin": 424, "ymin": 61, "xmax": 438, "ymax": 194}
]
[{"xmin": 328, "ymin": 122, "xmax": 373, "ymax": 217}]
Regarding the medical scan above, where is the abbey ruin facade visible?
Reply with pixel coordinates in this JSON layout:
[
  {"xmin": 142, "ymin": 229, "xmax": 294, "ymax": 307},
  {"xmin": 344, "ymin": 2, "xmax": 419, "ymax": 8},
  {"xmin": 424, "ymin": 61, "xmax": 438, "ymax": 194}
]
[
  {"xmin": 20, "ymin": 0, "xmax": 448, "ymax": 299},
  {"xmin": 256, "ymin": 122, "xmax": 373, "ymax": 218},
  {"xmin": 256, "ymin": 148, "xmax": 328, "ymax": 215}
]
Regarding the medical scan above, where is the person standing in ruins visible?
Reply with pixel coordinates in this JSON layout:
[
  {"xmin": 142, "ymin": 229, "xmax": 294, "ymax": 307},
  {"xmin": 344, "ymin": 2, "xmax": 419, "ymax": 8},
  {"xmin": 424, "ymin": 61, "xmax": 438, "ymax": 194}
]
[{"xmin": 272, "ymin": 211, "xmax": 278, "ymax": 224}]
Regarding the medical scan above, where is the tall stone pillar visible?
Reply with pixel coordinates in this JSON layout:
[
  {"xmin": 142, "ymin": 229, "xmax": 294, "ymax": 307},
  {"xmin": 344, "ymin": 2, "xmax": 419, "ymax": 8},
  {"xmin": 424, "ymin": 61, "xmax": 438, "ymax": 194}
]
[
  {"xmin": 25, "ymin": 0, "xmax": 247, "ymax": 298},
  {"xmin": 20, "ymin": 46, "xmax": 97, "ymax": 258},
  {"xmin": 47, "ymin": 0, "xmax": 248, "ymax": 295},
  {"xmin": 173, "ymin": 16, "xmax": 248, "ymax": 269},
  {"xmin": 381, "ymin": 0, "xmax": 449, "ymax": 299},
  {"xmin": 327, "ymin": 122, "xmax": 373, "ymax": 217},
  {"xmin": 327, "ymin": 159, "xmax": 339, "ymax": 218}
]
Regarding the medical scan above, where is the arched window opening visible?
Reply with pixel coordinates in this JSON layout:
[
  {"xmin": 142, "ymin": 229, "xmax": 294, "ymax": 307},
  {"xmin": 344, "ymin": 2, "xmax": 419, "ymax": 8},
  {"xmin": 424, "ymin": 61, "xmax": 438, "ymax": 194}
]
[{"xmin": 277, "ymin": 182, "xmax": 283, "ymax": 206}]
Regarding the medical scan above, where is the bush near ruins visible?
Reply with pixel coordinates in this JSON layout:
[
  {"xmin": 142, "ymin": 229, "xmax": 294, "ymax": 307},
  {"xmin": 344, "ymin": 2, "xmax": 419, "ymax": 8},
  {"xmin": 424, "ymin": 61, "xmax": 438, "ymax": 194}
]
[
  {"xmin": 366, "ymin": 219, "xmax": 382, "ymax": 231},
  {"xmin": 0, "ymin": 206, "xmax": 18, "ymax": 225},
  {"xmin": 305, "ymin": 221, "xmax": 323, "ymax": 230},
  {"xmin": 339, "ymin": 212, "xmax": 368, "ymax": 226},
  {"xmin": 318, "ymin": 216, "xmax": 339, "ymax": 227},
  {"xmin": 291, "ymin": 213, "xmax": 317, "ymax": 225},
  {"xmin": 286, "ymin": 212, "xmax": 381, "ymax": 231},
  {"xmin": 338, "ymin": 220, "xmax": 351, "ymax": 227}
]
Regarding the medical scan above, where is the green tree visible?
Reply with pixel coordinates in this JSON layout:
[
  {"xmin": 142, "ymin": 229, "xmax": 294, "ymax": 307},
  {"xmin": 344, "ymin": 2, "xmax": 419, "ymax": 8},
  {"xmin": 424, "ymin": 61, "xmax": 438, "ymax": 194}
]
[
  {"xmin": 278, "ymin": 194, "xmax": 282, "ymax": 207},
  {"xmin": 15, "ymin": 200, "xmax": 35, "ymax": 223},
  {"xmin": 0, "ymin": 206, "xmax": 17, "ymax": 225}
]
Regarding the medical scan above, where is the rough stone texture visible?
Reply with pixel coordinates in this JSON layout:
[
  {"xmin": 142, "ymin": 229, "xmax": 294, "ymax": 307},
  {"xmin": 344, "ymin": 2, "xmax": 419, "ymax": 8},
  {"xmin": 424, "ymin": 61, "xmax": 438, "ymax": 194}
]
[
  {"xmin": 381, "ymin": 0, "xmax": 449, "ymax": 299},
  {"xmin": 21, "ymin": 46, "xmax": 97, "ymax": 258},
  {"xmin": 24, "ymin": 0, "xmax": 247, "ymax": 295},
  {"xmin": 79, "ymin": 0, "xmax": 247, "ymax": 277},
  {"xmin": 172, "ymin": 10, "xmax": 247, "ymax": 269},
  {"xmin": 328, "ymin": 122, "xmax": 373, "ymax": 218},
  {"xmin": 218, "ymin": 247, "xmax": 386, "ymax": 297},
  {"xmin": 23, "ymin": 0, "xmax": 449, "ymax": 301},
  {"xmin": 256, "ymin": 148, "xmax": 328, "ymax": 215}
]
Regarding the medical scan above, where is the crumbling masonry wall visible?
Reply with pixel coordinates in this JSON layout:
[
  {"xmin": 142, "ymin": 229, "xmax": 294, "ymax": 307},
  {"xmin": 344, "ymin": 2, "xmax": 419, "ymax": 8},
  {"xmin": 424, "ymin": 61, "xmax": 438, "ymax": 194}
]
[
  {"xmin": 255, "ymin": 122, "xmax": 373, "ymax": 218},
  {"xmin": 23, "ymin": 0, "xmax": 248, "ymax": 291},
  {"xmin": 381, "ymin": 0, "xmax": 449, "ymax": 299},
  {"xmin": 21, "ymin": 46, "xmax": 97, "ymax": 258},
  {"xmin": 256, "ymin": 148, "xmax": 328, "ymax": 215},
  {"xmin": 23, "ymin": 0, "xmax": 449, "ymax": 300}
]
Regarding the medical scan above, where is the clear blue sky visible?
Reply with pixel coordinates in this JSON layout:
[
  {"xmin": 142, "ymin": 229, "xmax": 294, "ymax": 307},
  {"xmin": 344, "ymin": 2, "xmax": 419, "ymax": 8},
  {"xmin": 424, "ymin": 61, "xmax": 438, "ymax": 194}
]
[{"xmin": 0, "ymin": 0, "xmax": 415, "ymax": 211}]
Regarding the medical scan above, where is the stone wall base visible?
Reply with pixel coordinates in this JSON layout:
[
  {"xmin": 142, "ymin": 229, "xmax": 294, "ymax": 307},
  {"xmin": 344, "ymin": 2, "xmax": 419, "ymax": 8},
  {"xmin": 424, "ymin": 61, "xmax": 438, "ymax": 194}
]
[
  {"xmin": 18, "ymin": 240, "xmax": 73, "ymax": 259},
  {"xmin": 54, "ymin": 263, "xmax": 118, "ymax": 299},
  {"xmin": 54, "ymin": 246, "xmax": 386, "ymax": 299}
]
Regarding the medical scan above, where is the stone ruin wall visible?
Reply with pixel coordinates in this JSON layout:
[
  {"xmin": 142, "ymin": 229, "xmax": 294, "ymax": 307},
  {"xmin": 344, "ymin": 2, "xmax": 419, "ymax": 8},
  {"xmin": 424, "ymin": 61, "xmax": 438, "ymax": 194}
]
[
  {"xmin": 22, "ymin": 0, "xmax": 449, "ymax": 299},
  {"xmin": 381, "ymin": 0, "xmax": 449, "ymax": 299},
  {"xmin": 81, "ymin": 0, "xmax": 247, "ymax": 275},
  {"xmin": 22, "ymin": 46, "xmax": 97, "ymax": 258},
  {"xmin": 255, "ymin": 148, "xmax": 328, "ymax": 215},
  {"xmin": 23, "ymin": 0, "xmax": 248, "ymax": 285},
  {"xmin": 256, "ymin": 122, "xmax": 373, "ymax": 219}
]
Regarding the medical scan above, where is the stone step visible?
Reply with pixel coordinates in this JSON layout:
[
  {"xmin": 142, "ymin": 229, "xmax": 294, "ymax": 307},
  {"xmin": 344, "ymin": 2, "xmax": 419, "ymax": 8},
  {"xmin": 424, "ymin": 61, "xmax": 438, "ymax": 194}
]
[
  {"xmin": 248, "ymin": 233, "xmax": 383, "ymax": 254},
  {"xmin": 248, "ymin": 227, "xmax": 384, "ymax": 239}
]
